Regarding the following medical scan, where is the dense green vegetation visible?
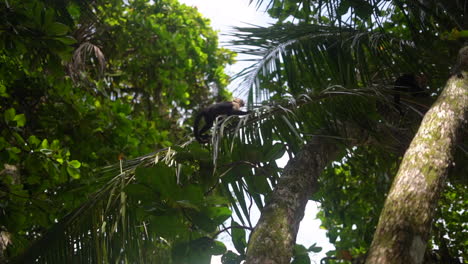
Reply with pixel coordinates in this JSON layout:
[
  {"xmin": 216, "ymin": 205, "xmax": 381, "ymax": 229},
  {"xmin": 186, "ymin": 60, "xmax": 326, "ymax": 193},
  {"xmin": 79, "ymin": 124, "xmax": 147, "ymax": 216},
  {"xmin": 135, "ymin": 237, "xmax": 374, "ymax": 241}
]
[{"xmin": 0, "ymin": 0, "xmax": 234, "ymax": 262}]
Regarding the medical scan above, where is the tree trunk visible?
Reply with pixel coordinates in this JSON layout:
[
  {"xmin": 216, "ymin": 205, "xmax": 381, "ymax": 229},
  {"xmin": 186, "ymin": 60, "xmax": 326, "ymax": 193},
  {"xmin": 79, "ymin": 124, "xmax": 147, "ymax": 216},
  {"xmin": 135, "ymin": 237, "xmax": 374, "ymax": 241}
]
[
  {"xmin": 366, "ymin": 47, "xmax": 468, "ymax": 264},
  {"xmin": 245, "ymin": 138, "xmax": 339, "ymax": 264}
]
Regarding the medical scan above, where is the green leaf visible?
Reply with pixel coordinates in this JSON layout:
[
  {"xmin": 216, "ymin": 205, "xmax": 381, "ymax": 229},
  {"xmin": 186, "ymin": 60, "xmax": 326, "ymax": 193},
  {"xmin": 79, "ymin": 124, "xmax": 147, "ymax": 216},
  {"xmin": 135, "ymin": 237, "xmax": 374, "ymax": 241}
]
[
  {"xmin": 47, "ymin": 22, "xmax": 70, "ymax": 36},
  {"xmin": 308, "ymin": 245, "xmax": 322, "ymax": 253},
  {"xmin": 66, "ymin": 2, "xmax": 81, "ymax": 20},
  {"xmin": 66, "ymin": 166, "xmax": 80, "ymax": 179},
  {"xmin": 13, "ymin": 114, "xmax": 26, "ymax": 127},
  {"xmin": 4, "ymin": 108, "xmax": 15, "ymax": 122},
  {"xmin": 264, "ymin": 143, "xmax": 285, "ymax": 161},
  {"xmin": 292, "ymin": 245, "xmax": 312, "ymax": 264},
  {"xmin": 9, "ymin": 147, "xmax": 21, "ymax": 154},
  {"xmin": 174, "ymin": 200, "xmax": 200, "ymax": 211},
  {"xmin": 204, "ymin": 195, "xmax": 230, "ymax": 205},
  {"xmin": 151, "ymin": 215, "xmax": 186, "ymax": 238},
  {"xmin": 68, "ymin": 160, "xmax": 81, "ymax": 168},
  {"xmin": 0, "ymin": 137, "xmax": 6, "ymax": 151},
  {"xmin": 0, "ymin": 82, "xmax": 8, "ymax": 97},
  {"xmin": 191, "ymin": 212, "xmax": 218, "ymax": 233},
  {"xmin": 221, "ymin": 251, "xmax": 243, "ymax": 264},
  {"xmin": 124, "ymin": 184, "xmax": 154, "ymax": 202},
  {"xmin": 250, "ymin": 171, "xmax": 271, "ymax": 194},
  {"xmin": 336, "ymin": 1, "xmax": 351, "ymax": 16},
  {"xmin": 293, "ymin": 244, "xmax": 308, "ymax": 255},
  {"xmin": 203, "ymin": 206, "xmax": 231, "ymax": 225},
  {"xmin": 51, "ymin": 139, "xmax": 60, "ymax": 150},
  {"xmin": 231, "ymin": 220, "xmax": 247, "ymax": 255},
  {"xmin": 40, "ymin": 139, "xmax": 49, "ymax": 149},
  {"xmin": 12, "ymin": 132, "xmax": 25, "ymax": 146},
  {"xmin": 208, "ymin": 240, "xmax": 227, "ymax": 255},
  {"xmin": 352, "ymin": 0, "xmax": 373, "ymax": 20},
  {"xmin": 28, "ymin": 136, "xmax": 41, "ymax": 148},
  {"xmin": 54, "ymin": 36, "xmax": 77, "ymax": 45}
]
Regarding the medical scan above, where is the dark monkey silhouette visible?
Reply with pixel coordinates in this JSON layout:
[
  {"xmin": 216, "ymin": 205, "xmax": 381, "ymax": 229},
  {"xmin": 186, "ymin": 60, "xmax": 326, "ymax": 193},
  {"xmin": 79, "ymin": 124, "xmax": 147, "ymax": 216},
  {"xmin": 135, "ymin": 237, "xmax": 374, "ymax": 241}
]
[
  {"xmin": 193, "ymin": 98, "xmax": 249, "ymax": 143},
  {"xmin": 393, "ymin": 74, "xmax": 429, "ymax": 114}
]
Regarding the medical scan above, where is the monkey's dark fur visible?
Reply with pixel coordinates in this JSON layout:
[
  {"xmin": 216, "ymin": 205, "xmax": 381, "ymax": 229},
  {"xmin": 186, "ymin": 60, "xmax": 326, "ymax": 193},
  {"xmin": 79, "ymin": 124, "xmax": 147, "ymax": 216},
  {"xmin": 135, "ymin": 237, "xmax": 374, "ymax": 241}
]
[
  {"xmin": 393, "ymin": 74, "xmax": 429, "ymax": 114},
  {"xmin": 193, "ymin": 98, "xmax": 249, "ymax": 143}
]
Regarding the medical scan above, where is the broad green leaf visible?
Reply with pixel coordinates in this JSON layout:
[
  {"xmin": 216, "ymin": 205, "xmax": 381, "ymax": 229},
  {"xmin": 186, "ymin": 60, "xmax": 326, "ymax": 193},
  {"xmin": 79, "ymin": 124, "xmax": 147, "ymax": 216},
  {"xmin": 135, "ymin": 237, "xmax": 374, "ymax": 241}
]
[
  {"xmin": 47, "ymin": 22, "xmax": 69, "ymax": 36},
  {"xmin": 66, "ymin": 166, "xmax": 80, "ymax": 179},
  {"xmin": 208, "ymin": 240, "xmax": 227, "ymax": 255},
  {"xmin": 13, "ymin": 114, "xmax": 26, "ymax": 127},
  {"xmin": 0, "ymin": 83, "xmax": 8, "ymax": 97},
  {"xmin": 293, "ymin": 244, "xmax": 309, "ymax": 256},
  {"xmin": 336, "ymin": 1, "xmax": 351, "ymax": 16},
  {"xmin": 12, "ymin": 132, "xmax": 25, "ymax": 146},
  {"xmin": 4, "ymin": 108, "xmax": 15, "ymax": 122},
  {"xmin": 51, "ymin": 139, "xmax": 60, "ymax": 150},
  {"xmin": 9, "ymin": 147, "xmax": 21, "ymax": 154},
  {"xmin": 308, "ymin": 245, "xmax": 322, "ymax": 253},
  {"xmin": 0, "ymin": 137, "xmax": 6, "ymax": 151},
  {"xmin": 231, "ymin": 220, "xmax": 246, "ymax": 255},
  {"xmin": 204, "ymin": 195, "xmax": 230, "ymax": 205},
  {"xmin": 68, "ymin": 160, "xmax": 81, "ymax": 168},
  {"xmin": 221, "ymin": 251, "xmax": 243, "ymax": 264},
  {"xmin": 151, "ymin": 215, "xmax": 187, "ymax": 238},
  {"xmin": 175, "ymin": 200, "xmax": 200, "ymax": 211},
  {"xmin": 54, "ymin": 36, "xmax": 77, "ymax": 45},
  {"xmin": 123, "ymin": 184, "xmax": 154, "ymax": 202},
  {"xmin": 203, "ymin": 206, "xmax": 231, "ymax": 225},
  {"xmin": 264, "ymin": 143, "xmax": 285, "ymax": 161},
  {"xmin": 66, "ymin": 2, "xmax": 81, "ymax": 20},
  {"xmin": 28, "ymin": 136, "xmax": 41, "ymax": 148},
  {"xmin": 352, "ymin": 0, "xmax": 373, "ymax": 20},
  {"xmin": 40, "ymin": 139, "xmax": 49, "ymax": 149}
]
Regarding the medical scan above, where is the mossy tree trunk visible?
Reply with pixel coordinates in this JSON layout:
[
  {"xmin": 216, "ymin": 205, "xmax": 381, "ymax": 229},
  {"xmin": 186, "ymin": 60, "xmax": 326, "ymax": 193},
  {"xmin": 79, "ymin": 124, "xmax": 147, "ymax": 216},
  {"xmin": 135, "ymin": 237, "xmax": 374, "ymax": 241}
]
[
  {"xmin": 366, "ymin": 47, "xmax": 468, "ymax": 264},
  {"xmin": 245, "ymin": 139, "xmax": 339, "ymax": 264}
]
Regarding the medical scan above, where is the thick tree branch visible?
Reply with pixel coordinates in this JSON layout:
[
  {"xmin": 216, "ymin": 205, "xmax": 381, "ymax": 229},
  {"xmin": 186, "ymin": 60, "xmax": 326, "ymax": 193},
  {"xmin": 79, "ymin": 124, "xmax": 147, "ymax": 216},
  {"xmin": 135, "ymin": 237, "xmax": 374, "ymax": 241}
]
[
  {"xmin": 245, "ymin": 138, "xmax": 340, "ymax": 264},
  {"xmin": 366, "ymin": 47, "xmax": 468, "ymax": 264}
]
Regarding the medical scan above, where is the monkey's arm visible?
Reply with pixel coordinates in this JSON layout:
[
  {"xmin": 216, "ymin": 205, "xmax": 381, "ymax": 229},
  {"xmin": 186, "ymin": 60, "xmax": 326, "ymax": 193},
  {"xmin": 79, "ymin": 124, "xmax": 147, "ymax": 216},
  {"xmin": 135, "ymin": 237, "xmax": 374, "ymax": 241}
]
[
  {"xmin": 194, "ymin": 111, "xmax": 212, "ymax": 142},
  {"xmin": 230, "ymin": 109, "xmax": 250, "ymax": 115}
]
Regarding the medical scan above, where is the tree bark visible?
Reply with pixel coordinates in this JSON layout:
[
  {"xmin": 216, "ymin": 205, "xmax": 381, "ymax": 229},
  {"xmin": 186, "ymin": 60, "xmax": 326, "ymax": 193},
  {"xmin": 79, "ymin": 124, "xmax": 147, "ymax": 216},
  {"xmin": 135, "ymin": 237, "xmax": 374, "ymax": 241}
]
[
  {"xmin": 245, "ymin": 138, "xmax": 339, "ymax": 264},
  {"xmin": 366, "ymin": 47, "xmax": 468, "ymax": 264}
]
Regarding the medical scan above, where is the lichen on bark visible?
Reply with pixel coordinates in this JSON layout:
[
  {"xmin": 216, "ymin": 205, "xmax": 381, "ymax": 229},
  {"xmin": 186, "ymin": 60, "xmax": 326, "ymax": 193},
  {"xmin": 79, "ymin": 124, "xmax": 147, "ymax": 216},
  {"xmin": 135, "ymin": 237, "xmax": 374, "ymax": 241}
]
[{"xmin": 366, "ymin": 46, "xmax": 468, "ymax": 264}]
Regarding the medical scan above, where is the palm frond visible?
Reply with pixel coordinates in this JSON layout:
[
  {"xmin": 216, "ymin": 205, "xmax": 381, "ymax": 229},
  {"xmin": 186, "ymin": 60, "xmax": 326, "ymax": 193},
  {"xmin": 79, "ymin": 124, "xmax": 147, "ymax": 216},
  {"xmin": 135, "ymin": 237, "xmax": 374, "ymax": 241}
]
[
  {"xmin": 230, "ymin": 23, "xmax": 430, "ymax": 104},
  {"xmin": 13, "ymin": 148, "xmax": 173, "ymax": 263},
  {"xmin": 69, "ymin": 42, "xmax": 106, "ymax": 79}
]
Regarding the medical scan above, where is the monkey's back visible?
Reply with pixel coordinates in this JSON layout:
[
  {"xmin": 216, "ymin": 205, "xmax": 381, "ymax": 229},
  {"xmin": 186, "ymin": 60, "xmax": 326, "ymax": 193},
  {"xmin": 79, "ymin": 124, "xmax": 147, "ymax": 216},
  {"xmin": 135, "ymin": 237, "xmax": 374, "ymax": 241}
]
[{"xmin": 205, "ymin": 102, "xmax": 237, "ymax": 116}]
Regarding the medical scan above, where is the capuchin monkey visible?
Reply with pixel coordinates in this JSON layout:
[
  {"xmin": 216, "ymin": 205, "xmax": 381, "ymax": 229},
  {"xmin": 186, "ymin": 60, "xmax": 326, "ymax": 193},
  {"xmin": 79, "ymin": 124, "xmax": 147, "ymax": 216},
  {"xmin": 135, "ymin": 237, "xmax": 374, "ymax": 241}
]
[
  {"xmin": 194, "ymin": 98, "xmax": 249, "ymax": 143},
  {"xmin": 393, "ymin": 73, "xmax": 429, "ymax": 115}
]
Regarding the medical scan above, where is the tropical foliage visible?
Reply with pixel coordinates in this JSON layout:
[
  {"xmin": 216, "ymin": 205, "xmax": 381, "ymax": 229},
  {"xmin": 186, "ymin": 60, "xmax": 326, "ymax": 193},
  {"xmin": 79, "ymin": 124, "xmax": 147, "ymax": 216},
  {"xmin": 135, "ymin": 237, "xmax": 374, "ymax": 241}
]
[
  {"xmin": 0, "ymin": 0, "xmax": 234, "ymax": 262},
  {"xmin": 233, "ymin": 0, "xmax": 467, "ymax": 263}
]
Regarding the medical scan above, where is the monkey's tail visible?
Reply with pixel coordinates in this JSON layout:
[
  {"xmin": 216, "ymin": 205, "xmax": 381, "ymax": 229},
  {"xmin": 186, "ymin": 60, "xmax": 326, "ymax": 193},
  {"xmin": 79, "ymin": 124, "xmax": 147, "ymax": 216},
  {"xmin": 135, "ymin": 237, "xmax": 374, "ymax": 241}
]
[{"xmin": 193, "ymin": 112, "xmax": 203, "ymax": 142}]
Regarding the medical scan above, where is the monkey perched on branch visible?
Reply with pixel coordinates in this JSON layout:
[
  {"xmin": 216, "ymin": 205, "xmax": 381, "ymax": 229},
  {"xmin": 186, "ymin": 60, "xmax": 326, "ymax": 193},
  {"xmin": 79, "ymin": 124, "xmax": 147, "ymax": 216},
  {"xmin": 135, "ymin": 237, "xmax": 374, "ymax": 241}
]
[
  {"xmin": 193, "ymin": 98, "xmax": 249, "ymax": 143},
  {"xmin": 393, "ymin": 73, "xmax": 429, "ymax": 115}
]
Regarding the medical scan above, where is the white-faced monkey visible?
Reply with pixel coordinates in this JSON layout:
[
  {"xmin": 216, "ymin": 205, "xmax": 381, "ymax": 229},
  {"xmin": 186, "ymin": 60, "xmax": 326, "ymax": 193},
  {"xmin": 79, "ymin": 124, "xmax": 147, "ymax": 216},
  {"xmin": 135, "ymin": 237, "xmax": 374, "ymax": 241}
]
[{"xmin": 193, "ymin": 98, "xmax": 249, "ymax": 143}]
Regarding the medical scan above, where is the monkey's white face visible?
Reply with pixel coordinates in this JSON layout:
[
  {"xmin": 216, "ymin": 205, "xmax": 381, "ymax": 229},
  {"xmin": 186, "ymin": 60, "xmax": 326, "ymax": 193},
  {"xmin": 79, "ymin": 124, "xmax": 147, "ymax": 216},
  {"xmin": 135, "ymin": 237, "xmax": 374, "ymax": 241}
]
[{"xmin": 233, "ymin": 98, "xmax": 245, "ymax": 107}]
